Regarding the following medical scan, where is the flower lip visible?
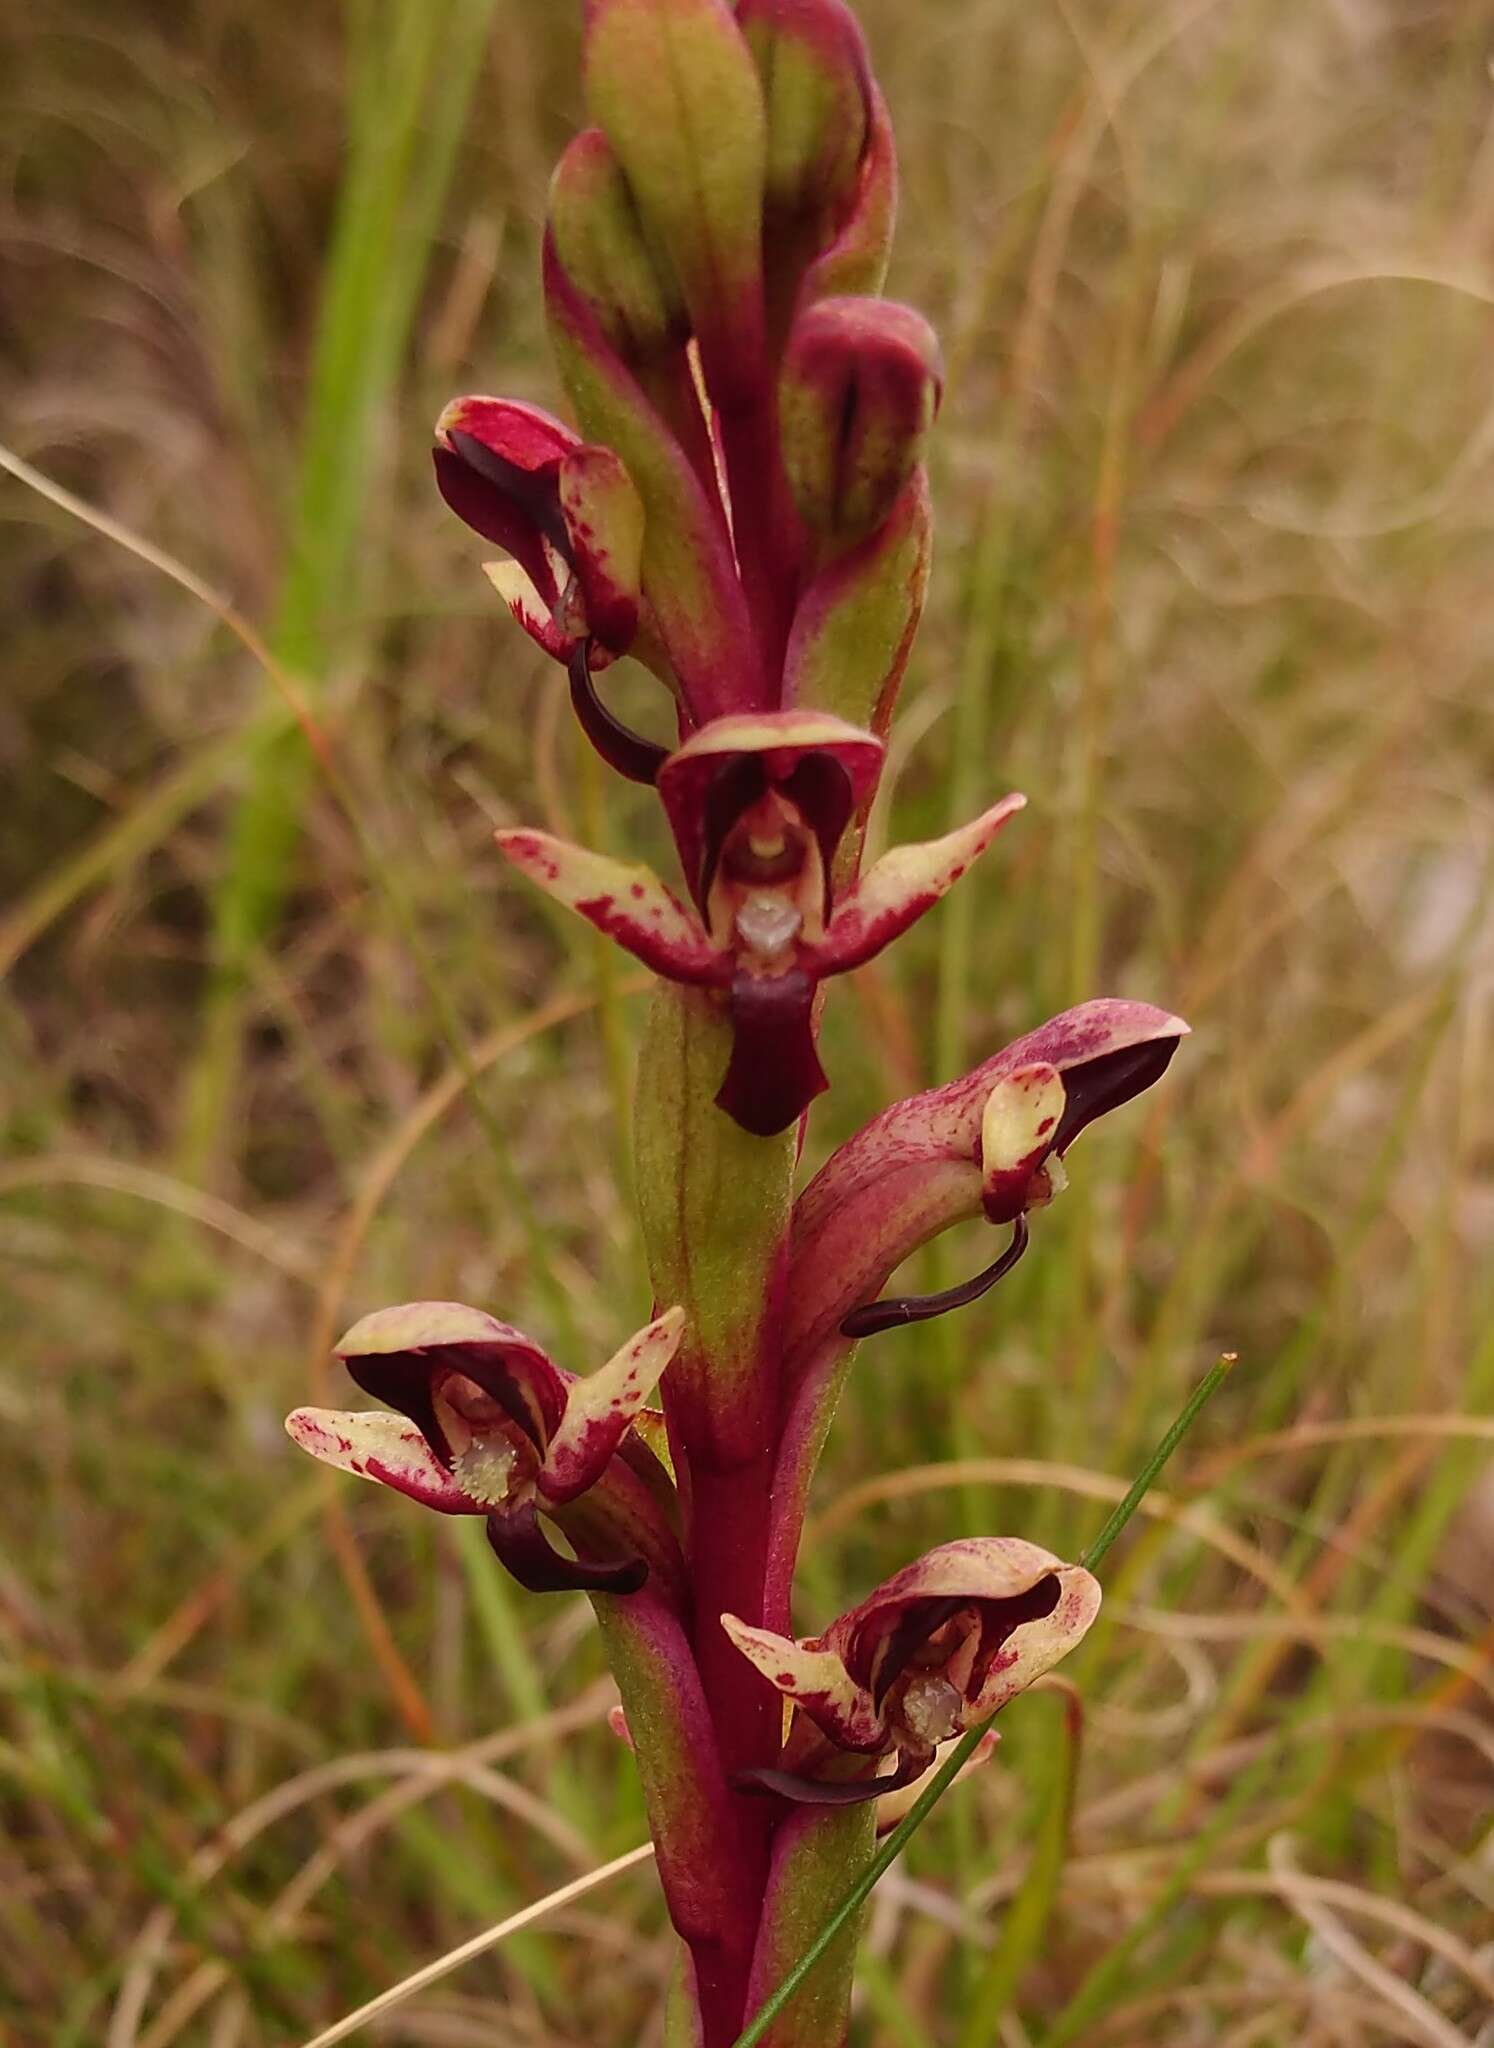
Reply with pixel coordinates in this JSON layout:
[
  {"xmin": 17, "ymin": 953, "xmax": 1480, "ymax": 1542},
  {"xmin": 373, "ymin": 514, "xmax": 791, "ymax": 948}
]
[
  {"xmin": 715, "ymin": 966, "xmax": 828, "ymax": 1137},
  {"xmin": 737, "ymin": 1750, "xmax": 928, "ymax": 1807},
  {"xmin": 488, "ymin": 1499, "xmax": 647, "ymax": 1597}
]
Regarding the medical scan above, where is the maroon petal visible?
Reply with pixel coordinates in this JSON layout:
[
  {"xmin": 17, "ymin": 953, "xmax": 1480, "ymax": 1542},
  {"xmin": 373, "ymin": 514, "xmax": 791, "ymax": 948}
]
[
  {"xmin": 841, "ymin": 1216, "xmax": 1029, "ymax": 1341},
  {"xmin": 486, "ymin": 1501, "xmax": 647, "ymax": 1597},
  {"xmin": 1052, "ymin": 1036, "xmax": 1182, "ymax": 1157},
  {"xmin": 777, "ymin": 752, "xmax": 856, "ymax": 919},
  {"xmin": 715, "ymin": 969, "xmax": 829, "ymax": 1137},
  {"xmin": 432, "ymin": 425, "xmax": 570, "ymax": 615}
]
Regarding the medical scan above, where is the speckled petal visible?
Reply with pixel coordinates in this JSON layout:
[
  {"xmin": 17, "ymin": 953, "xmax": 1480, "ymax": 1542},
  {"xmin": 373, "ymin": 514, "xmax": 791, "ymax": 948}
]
[
  {"xmin": 494, "ymin": 828, "xmax": 725, "ymax": 984},
  {"xmin": 541, "ymin": 1307, "xmax": 686, "ymax": 1503},
  {"xmin": 284, "ymin": 1406, "xmax": 481, "ymax": 1514},
  {"xmin": 721, "ymin": 1613, "xmax": 885, "ymax": 1752},
  {"xmin": 811, "ymin": 792, "xmax": 1025, "ymax": 976}
]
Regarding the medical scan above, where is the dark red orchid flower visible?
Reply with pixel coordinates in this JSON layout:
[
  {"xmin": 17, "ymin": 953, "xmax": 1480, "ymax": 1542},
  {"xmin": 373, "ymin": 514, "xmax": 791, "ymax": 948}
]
[
  {"xmin": 495, "ymin": 711, "xmax": 1024, "ymax": 1136},
  {"xmin": 724, "ymin": 1537, "xmax": 1100, "ymax": 1804},
  {"xmin": 287, "ymin": 1303, "xmax": 684, "ymax": 1598}
]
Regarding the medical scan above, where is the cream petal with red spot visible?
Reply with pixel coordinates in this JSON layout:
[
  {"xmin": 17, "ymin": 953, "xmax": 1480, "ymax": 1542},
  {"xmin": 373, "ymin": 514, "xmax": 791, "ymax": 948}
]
[
  {"xmin": 979, "ymin": 1062, "xmax": 1067, "ymax": 1224},
  {"xmin": 284, "ymin": 1406, "xmax": 481, "ymax": 1514},
  {"xmin": 540, "ymin": 1307, "xmax": 685, "ymax": 1503},
  {"xmin": 720, "ymin": 1614, "xmax": 886, "ymax": 1752},
  {"xmin": 812, "ymin": 792, "xmax": 1026, "ymax": 975},
  {"xmin": 494, "ymin": 829, "xmax": 724, "ymax": 984},
  {"xmin": 483, "ymin": 560, "xmax": 588, "ymax": 666}
]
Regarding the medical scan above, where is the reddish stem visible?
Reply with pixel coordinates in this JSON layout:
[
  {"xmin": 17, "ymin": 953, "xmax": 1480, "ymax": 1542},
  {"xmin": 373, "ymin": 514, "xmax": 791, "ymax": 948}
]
[
  {"xmin": 689, "ymin": 1448, "xmax": 782, "ymax": 1827},
  {"xmin": 669, "ymin": 1445, "xmax": 787, "ymax": 2043},
  {"xmin": 717, "ymin": 391, "xmax": 804, "ymax": 684}
]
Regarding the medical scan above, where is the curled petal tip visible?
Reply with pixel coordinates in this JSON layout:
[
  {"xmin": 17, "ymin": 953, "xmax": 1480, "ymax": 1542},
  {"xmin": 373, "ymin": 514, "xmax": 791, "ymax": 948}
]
[
  {"xmin": 652, "ymin": 1304, "xmax": 688, "ymax": 1344},
  {"xmin": 488, "ymin": 1504, "xmax": 648, "ymax": 1596}
]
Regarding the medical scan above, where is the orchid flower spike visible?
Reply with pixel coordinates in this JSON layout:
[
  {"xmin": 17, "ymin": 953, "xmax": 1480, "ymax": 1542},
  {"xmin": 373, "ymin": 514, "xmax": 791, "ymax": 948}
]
[
  {"xmin": 724, "ymin": 1538, "xmax": 1100, "ymax": 1803},
  {"xmin": 499, "ymin": 711, "xmax": 1024, "ymax": 1135},
  {"xmin": 286, "ymin": 1303, "xmax": 685, "ymax": 1597}
]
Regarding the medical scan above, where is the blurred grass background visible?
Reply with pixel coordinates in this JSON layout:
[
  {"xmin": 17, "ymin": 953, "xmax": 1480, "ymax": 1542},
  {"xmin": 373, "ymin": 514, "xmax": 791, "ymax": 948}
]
[{"xmin": 3, "ymin": 0, "xmax": 1492, "ymax": 2042}]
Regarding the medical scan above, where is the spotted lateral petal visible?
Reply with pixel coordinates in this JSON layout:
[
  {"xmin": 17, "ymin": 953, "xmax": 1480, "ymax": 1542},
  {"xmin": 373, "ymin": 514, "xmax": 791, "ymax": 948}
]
[
  {"xmin": 284, "ymin": 1406, "xmax": 480, "ymax": 1514},
  {"xmin": 495, "ymin": 829, "xmax": 724, "ymax": 984},
  {"xmin": 720, "ymin": 1614, "xmax": 885, "ymax": 1753},
  {"xmin": 483, "ymin": 559, "xmax": 585, "ymax": 665},
  {"xmin": 813, "ymin": 792, "xmax": 1026, "ymax": 975},
  {"xmin": 541, "ymin": 1307, "xmax": 685, "ymax": 1503}
]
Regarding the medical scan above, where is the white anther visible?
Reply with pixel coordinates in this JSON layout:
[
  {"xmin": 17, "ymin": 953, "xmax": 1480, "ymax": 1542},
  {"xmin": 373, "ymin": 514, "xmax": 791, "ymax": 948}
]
[{"xmin": 734, "ymin": 893, "xmax": 803, "ymax": 961}]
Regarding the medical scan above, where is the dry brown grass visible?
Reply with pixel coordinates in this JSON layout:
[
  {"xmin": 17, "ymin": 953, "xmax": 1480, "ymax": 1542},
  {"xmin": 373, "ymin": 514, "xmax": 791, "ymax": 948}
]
[{"xmin": 2, "ymin": 1, "xmax": 1491, "ymax": 2042}]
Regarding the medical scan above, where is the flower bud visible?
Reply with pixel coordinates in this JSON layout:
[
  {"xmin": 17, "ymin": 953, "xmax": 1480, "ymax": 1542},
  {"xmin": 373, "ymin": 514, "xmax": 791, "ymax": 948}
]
[
  {"xmin": 583, "ymin": 0, "xmax": 767, "ymax": 403},
  {"xmin": 547, "ymin": 129, "xmax": 689, "ymax": 369},
  {"xmin": 736, "ymin": 0, "xmax": 870, "ymax": 223},
  {"xmin": 779, "ymin": 296, "xmax": 943, "ymax": 544}
]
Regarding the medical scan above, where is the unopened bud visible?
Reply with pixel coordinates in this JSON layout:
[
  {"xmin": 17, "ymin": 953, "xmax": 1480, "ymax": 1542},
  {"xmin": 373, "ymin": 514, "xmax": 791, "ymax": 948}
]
[
  {"xmin": 548, "ymin": 129, "xmax": 688, "ymax": 368},
  {"xmin": 779, "ymin": 296, "xmax": 943, "ymax": 543},
  {"xmin": 583, "ymin": 0, "xmax": 767, "ymax": 401},
  {"xmin": 737, "ymin": 0, "xmax": 870, "ymax": 222}
]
